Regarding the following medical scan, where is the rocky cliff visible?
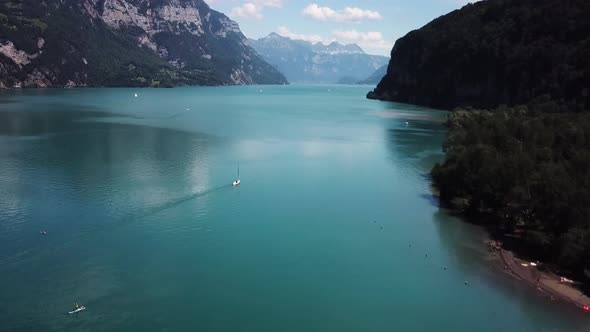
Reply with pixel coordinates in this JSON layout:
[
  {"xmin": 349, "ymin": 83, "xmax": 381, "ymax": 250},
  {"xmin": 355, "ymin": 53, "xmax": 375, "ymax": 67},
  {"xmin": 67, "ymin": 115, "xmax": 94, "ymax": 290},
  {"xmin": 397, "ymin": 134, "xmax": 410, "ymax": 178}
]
[
  {"xmin": 0, "ymin": 0, "xmax": 287, "ymax": 88},
  {"xmin": 368, "ymin": 0, "xmax": 590, "ymax": 110}
]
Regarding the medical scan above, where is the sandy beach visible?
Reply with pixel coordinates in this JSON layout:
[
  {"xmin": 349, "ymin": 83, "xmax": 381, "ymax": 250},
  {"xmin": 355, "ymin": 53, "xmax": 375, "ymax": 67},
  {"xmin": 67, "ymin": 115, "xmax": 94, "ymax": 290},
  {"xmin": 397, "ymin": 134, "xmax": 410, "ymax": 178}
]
[{"xmin": 489, "ymin": 242, "xmax": 590, "ymax": 311}]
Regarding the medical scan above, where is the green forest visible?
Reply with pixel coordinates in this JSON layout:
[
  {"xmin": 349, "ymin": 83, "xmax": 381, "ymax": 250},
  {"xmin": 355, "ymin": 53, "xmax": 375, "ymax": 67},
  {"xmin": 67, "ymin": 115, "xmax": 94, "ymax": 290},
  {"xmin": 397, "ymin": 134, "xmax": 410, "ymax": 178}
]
[
  {"xmin": 371, "ymin": 0, "xmax": 590, "ymax": 111},
  {"xmin": 432, "ymin": 99, "xmax": 590, "ymax": 286}
]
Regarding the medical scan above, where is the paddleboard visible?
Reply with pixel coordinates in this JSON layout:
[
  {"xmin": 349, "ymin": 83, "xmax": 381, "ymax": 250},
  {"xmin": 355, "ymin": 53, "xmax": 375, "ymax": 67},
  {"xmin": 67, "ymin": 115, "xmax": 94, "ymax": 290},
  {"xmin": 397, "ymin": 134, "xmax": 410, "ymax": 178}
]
[{"xmin": 68, "ymin": 306, "xmax": 86, "ymax": 314}]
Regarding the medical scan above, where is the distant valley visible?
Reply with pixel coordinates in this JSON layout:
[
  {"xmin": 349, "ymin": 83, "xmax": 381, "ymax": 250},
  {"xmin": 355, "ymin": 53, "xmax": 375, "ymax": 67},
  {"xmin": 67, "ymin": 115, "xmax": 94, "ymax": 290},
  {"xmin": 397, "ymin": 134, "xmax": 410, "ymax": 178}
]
[{"xmin": 249, "ymin": 33, "xmax": 389, "ymax": 84}]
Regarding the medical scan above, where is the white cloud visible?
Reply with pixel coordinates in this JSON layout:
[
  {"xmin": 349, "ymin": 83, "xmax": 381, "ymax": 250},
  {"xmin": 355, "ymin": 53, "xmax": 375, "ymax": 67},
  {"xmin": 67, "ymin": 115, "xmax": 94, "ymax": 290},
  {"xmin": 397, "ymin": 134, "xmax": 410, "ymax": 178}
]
[
  {"xmin": 302, "ymin": 3, "xmax": 382, "ymax": 23},
  {"xmin": 332, "ymin": 30, "xmax": 383, "ymax": 42},
  {"xmin": 230, "ymin": 0, "xmax": 284, "ymax": 20},
  {"xmin": 277, "ymin": 26, "xmax": 325, "ymax": 44},
  {"xmin": 275, "ymin": 27, "xmax": 391, "ymax": 52},
  {"xmin": 332, "ymin": 29, "xmax": 391, "ymax": 50},
  {"xmin": 231, "ymin": 3, "xmax": 263, "ymax": 19},
  {"xmin": 255, "ymin": 0, "xmax": 283, "ymax": 7}
]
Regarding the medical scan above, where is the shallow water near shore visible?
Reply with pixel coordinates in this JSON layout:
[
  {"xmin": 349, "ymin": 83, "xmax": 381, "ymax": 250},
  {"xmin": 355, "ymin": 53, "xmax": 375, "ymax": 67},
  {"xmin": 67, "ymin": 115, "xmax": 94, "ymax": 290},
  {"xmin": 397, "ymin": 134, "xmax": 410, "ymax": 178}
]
[{"xmin": 0, "ymin": 85, "xmax": 588, "ymax": 331}]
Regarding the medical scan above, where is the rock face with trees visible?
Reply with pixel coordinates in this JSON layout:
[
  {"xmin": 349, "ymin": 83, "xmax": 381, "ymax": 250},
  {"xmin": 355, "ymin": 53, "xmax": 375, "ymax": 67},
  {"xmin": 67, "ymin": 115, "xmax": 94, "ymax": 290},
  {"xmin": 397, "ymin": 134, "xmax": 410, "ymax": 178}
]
[
  {"xmin": 0, "ymin": 0, "xmax": 288, "ymax": 88},
  {"xmin": 368, "ymin": 0, "xmax": 590, "ymax": 111}
]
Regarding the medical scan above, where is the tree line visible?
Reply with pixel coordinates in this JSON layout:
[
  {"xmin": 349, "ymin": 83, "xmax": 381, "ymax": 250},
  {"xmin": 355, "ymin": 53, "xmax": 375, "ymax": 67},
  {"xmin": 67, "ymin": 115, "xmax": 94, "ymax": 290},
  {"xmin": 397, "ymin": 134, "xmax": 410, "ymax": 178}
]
[{"xmin": 432, "ymin": 97, "xmax": 590, "ymax": 286}]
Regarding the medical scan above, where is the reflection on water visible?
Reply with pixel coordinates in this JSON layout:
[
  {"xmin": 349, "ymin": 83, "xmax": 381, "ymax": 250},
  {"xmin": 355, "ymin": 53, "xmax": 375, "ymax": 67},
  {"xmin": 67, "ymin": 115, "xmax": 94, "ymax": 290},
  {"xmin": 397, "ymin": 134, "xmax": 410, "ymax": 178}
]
[
  {"xmin": 0, "ymin": 108, "xmax": 228, "ymax": 267},
  {"xmin": 385, "ymin": 114, "xmax": 447, "ymax": 177},
  {"xmin": 0, "ymin": 108, "xmax": 113, "ymax": 137}
]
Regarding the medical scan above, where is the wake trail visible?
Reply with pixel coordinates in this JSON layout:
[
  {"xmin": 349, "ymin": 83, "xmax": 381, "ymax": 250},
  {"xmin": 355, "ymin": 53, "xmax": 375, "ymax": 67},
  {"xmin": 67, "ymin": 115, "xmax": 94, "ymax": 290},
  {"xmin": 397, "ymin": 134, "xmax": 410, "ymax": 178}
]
[
  {"xmin": 125, "ymin": 110, "xmax": 189, "ymax": 121},
  {"xmin": 130, "ymin": 183, "xmax": 234, "ymax": 221},
  {"xmin": 0, "ymin": 182, "xmax": 236, "ymax": 268}
]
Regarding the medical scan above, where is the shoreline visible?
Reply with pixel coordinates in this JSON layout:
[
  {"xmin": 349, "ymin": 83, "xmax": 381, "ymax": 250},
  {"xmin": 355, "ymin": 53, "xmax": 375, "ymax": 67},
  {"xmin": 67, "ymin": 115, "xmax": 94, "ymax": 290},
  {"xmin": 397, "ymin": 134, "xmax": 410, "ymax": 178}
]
[
  {"xmin": 430, "ymin": 183, "xmax": 590, "ymax": 312},
  {"xmin": 431, "ymin": 185, "xmax": 590, "ymax": 313},
  {"xmin": 488, "ymin": 241, "xmax": 590, "ymax": 311}
]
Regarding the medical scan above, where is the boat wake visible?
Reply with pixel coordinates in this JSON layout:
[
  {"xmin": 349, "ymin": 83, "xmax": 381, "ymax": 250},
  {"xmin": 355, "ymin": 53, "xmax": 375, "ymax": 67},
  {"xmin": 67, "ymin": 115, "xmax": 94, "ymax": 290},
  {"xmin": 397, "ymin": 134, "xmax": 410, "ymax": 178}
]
[
  {"xmin": 0, "ymin": 183, "xmax": 235, "ymax": 268},
  {"xmin": 133, "ymin": 183, "xmax": 234, "ymax": 220}
]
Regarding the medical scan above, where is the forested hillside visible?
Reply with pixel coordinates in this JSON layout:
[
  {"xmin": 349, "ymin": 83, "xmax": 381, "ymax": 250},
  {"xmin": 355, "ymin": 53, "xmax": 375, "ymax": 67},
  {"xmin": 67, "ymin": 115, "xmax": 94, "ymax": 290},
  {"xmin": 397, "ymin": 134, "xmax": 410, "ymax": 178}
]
[
  {"xmin": 368, "ymin": 0, "xmax": 590, "ymax": 110},
  {"xmin": 432, "ymin": 100, "xmax": 590, "ymax": 283},
  {"xmin": 0, "ymin": 0, "xmax": 287, "ymax": 88}
]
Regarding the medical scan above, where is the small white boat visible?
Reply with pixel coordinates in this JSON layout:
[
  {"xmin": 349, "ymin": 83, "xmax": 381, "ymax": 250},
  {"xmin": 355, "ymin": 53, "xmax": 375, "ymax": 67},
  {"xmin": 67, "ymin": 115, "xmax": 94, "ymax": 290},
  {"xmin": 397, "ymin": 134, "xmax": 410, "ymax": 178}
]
[
  {"xmin": 68, "ymin": 306, "xmax": 86, "ymax": 314},
  {"xmin": 561, "ymin": 277, "xmax": 575, "ymax": 284},
  {"xmin": 233, "ymin": 165, "xmax": 240, "ymax": 186},
  {"xmin": 134, "ymin": 93, "xmax": 138, "ymax": 98}
]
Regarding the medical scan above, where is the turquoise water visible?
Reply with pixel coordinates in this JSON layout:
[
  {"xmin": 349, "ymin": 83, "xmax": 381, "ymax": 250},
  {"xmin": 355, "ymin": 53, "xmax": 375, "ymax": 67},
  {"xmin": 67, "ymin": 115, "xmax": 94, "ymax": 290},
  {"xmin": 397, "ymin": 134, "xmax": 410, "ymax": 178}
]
[{"xmin": 0, "ymin": 85, "xmax": 588, "ymax": 331}]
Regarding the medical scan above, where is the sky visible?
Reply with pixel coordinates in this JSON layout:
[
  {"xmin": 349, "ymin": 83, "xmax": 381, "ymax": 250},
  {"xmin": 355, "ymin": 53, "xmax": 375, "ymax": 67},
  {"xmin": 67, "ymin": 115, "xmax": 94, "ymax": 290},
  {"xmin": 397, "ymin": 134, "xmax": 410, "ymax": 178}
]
[{"xmin": 205, "ymin": 0, "xmax": 476, "ymax": 56}]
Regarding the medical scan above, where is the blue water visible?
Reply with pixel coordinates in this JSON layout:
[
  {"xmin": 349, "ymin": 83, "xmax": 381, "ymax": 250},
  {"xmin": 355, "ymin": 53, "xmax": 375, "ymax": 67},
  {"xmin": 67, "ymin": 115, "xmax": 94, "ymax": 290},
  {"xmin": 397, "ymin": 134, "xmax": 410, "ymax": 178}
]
[{"xmin": 0, "ymin": 85, "xmax": 588, "ymax": 331}]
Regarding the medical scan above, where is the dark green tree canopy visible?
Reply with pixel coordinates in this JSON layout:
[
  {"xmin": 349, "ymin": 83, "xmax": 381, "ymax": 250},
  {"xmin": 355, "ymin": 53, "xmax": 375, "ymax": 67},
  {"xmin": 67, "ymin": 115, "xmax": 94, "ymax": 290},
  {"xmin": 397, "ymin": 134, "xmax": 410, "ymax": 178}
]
[{"xmin": 370, "ymin": 0, "xmax": 590, "ymax": 110}]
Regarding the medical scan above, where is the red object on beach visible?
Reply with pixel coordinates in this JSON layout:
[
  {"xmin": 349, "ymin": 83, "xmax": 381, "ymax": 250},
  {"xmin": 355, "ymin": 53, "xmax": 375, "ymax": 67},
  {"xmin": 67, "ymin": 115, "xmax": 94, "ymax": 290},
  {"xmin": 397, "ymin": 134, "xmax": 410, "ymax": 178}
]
[{"xmin": 583, "ymin": 305, "xmax": 589, "ymax": 311}]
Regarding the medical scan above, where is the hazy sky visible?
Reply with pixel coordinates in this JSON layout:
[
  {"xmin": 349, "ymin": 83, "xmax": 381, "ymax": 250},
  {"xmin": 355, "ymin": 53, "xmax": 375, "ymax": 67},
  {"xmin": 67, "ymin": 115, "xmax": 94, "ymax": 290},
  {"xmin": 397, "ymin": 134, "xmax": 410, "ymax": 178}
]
[{"xmin": 205, "ymin": 0, "xmax": 476, "ymax": 56}]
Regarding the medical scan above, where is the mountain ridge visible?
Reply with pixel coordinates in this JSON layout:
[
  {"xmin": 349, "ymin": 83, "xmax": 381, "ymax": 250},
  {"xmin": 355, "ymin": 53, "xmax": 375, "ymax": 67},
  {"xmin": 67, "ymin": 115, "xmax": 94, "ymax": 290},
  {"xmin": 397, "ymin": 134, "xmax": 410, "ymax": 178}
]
[
  {"xmin": 357, "ymin": 64, "xmax": 387, "ymax": 85},
  {"xmin": 0, "ymin": 0, "xmax": 288, "ymax": 88}
]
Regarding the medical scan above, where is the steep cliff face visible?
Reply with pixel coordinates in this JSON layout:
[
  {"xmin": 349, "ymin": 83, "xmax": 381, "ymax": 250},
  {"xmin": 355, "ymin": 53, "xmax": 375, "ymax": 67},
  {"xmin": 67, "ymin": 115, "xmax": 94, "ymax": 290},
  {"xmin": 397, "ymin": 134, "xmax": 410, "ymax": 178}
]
[
  {"xmin": 368, "ymin": 0, "xmax": 590, "ymax": 110},
  {"xmin": 0, "ymin": 0, "xmax": 287, "ymax": 88}
]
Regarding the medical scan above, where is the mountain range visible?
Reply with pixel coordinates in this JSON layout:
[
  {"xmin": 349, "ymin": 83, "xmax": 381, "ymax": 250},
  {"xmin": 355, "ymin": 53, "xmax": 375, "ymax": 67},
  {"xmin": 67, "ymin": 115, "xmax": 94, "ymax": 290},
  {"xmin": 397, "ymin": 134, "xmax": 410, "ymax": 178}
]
[
  {"xmin": 358, "ymin": 64, "xmax": 387, "ymax": 85},
  {"xmin": 249, "ymin": 33, "xmax": 389, "ymax": 84},
  {"xmin": 0, "ymin": 0, "xmax": 287, "ymax": 88}
]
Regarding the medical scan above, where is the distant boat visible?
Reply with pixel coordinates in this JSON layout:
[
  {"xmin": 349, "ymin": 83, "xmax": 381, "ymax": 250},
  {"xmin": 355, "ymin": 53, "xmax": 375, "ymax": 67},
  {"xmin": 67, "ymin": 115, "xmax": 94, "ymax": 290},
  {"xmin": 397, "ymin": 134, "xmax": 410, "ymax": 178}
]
[
  {"xmin": 134, "ymin": 93, "xmax": 138, "ymax": 98},
  {"xmin": 233, "ymin": 165, "xmax": 240, "ymax": 186}
]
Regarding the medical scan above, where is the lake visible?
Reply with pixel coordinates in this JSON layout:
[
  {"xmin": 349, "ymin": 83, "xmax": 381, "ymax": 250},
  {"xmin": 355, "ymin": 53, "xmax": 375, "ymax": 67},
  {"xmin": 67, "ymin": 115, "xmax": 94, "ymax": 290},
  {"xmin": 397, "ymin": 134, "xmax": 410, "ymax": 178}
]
[{"xmin": 0, "ymin": 85, "xmax": 588, "ymax": 331}]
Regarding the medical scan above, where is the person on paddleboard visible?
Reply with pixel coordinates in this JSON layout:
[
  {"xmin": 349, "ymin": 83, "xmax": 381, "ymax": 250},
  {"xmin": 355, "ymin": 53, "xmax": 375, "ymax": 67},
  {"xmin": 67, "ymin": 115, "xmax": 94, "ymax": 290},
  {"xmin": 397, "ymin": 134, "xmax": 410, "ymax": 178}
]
[{"xmin": 68, "ymin": 302, "xmax": 86, "ymax": 314}]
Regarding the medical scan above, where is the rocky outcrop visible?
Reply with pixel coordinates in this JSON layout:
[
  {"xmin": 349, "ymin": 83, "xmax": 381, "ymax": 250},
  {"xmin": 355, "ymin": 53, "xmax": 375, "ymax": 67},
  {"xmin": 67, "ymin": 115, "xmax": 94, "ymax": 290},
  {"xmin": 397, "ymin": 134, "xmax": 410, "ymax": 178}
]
[
  {"xmin": 368, "ymin": 0, "xmax": 590, "ymax": 110},
  {"xmin": 0, "ymin": 0, "xmax": 287, "ymax": 88},
  {"xmin": 0, "ymin": 41, "xmax": 39, "ymax": 67}
]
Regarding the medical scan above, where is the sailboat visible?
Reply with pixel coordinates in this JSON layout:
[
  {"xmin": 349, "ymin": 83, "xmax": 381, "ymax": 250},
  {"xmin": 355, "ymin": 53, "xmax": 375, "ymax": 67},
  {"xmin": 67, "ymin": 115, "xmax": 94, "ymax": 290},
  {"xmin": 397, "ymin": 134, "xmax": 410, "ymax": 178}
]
[{"xmin": 233, "ymin": 165, "xmax": 240, "ymax": 186}]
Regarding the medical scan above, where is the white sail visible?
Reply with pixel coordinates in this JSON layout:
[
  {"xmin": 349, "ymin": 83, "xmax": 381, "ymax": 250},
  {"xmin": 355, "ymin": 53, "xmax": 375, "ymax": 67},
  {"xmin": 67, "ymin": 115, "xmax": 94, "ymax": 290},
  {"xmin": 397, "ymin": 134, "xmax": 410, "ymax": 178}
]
[{"xmin": 233, "ymin": 164, "xmax": 240, "ymax": 186}]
